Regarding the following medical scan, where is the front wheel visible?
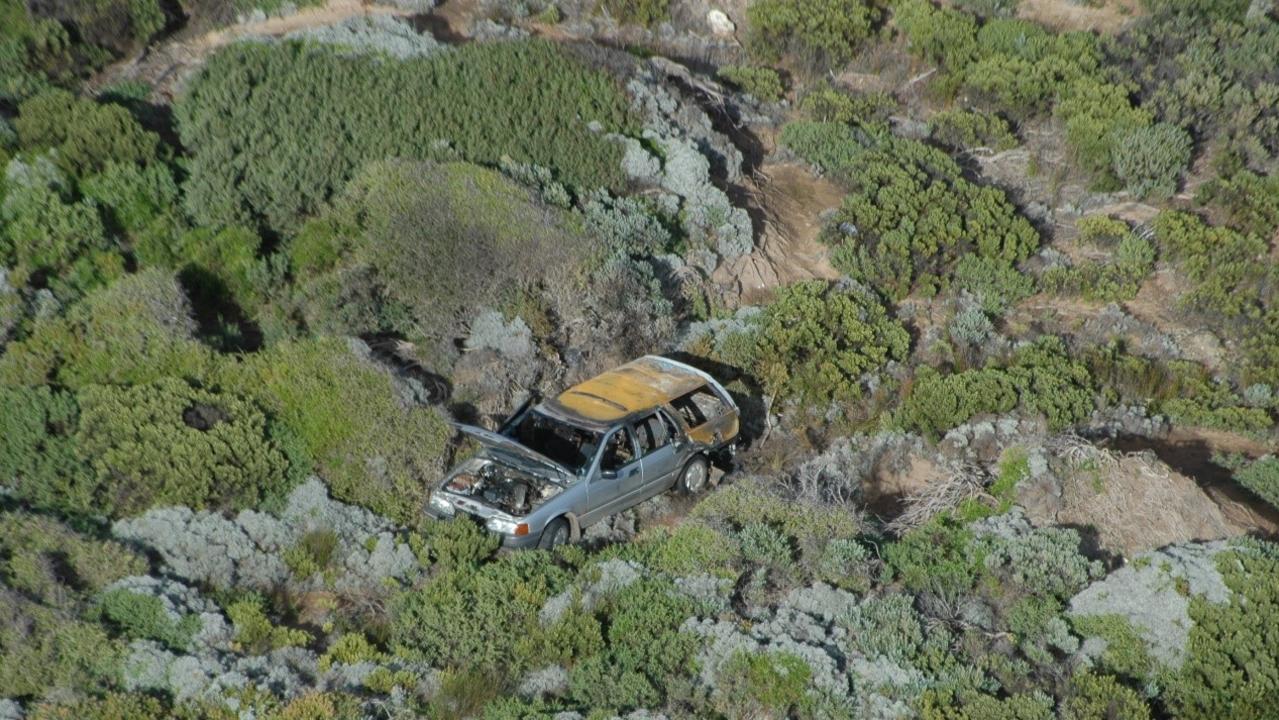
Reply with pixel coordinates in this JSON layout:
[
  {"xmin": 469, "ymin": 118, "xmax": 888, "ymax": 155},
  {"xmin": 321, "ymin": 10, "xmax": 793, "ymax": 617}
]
[
  {"xmin": 538, "ymin": 517, "xmax": 571, "ymax": 550},
  {"xmin": 678, "ymin": 455, "xmax": 710, "ymax": 495}
]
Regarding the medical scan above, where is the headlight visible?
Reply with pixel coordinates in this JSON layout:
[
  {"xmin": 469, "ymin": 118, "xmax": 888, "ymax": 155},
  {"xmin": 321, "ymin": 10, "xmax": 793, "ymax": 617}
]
[
  {"xmin": 428, "ymin": 493, "xmax": 455, "ymax": 516},
  {"xmin": 486, "ymin": 517, "xmax": 530, "ymax": 536}
]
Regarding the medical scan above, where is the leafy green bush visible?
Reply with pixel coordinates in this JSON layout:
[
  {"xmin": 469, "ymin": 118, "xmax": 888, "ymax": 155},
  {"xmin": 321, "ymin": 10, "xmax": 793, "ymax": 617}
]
[
  {"xmin": 1153, "ymin": 211, "xmax": 1270, "ymax": 320},
  {"xmin": 27, "ymin": 693, "xmax": 171, "ymax": 720},
  {"xmin": 219, "ymin": 337, "xmax": 451, "ymax": 523},
  {"xmin": 928, "ymin": 108, "xmax": 1018, "ymax": 152},
  {"xmin": 901, "ymin": 337, "xmax": 1095, "ymax": 437},
  {"xmin": 0, "ymin": 159, "xmax": 120, "ymax": 297},
  {"xmin": 1108, "ymin": 2, "xmax": 1279, "ymax": 170},
  {"xmin": 227, "ymin": 595, "xmax": 311, "ymax": 654},
  {"xmin": 799, "ymin": 87, "xmax": 897, "ymax": 125},
  {"xmin": 1229, "ymin": 455, "xmax": 1279, "ymax": 511},
  {"xmin": 712, "ymin": 650, "xmax": 812, "ymax": 719},
  {"xmin": 391, "ymin": 551, "xmax": 568, "ymax": 674},
  {"xmin": 599, "ymin": 0, "xmax": 669, "ymax": 26},
  {"xmin": 717, "ymin": 64, "xmax": 784, "ymax": 102},
  {"xmin": 893, "ymin": 0, "xmax": 979, "ymax": 67},
  {"xmin": 747, "ymin": 0, "xmax": 879, "ymax": 65},
  {"xmin": 284, "ymin": 160, "xmax": 591, "ymax": 343},
  {"xmin": 14, "ymin": 89, "xmax": 166, "ymax": 179},
  {"xmin": 282, "ymin": 529, "xmax": 340, "ymax": 579},
  {"xmin": 1109, "ymin": 122, "xmax": 1192, "ymax": 200},
  {"xmin": 0, "ymin": 386, "xmax": 87, "ymax": 511},
  {"xmin": 1197, "ymin": 168, "xmax": 1279, "ymax": 238},
  {"xmin": 780, "ymin": 121, "xmax": 1039, "ymax": 301},
  {"xmin": 718, "ymin": 280, "xmax": 909, "ymax": 409},
  {"xmin": 74, "ymin": 377, "xmax": 293, "ymax": 517},
  {"xmin": 96, "ymin": 588, "xmax": 200, "ymax": 651},
  {"xmin": 952, "ymin": 255, "xmax": 1036, "ymax": 316},
  {"xmin": 178, "ymin": 40, "xmax": 633, "ymax": 234},
  {"xmin": 1061, "ymin": 671, "xmax": 1152, "ymax": 720},
  {"xmin": 0, "ymin": 594, "xmax": 124, "ymax": 700},
  {"xmin": 1041, "ymin": 215, "xmax": 1155, "ymax": 302},
  {"xmin": 1163, "ymin": 541, "xmax": 1279, "ymax": 719},
  {"xmin": 0, "ymin": 510, "xmax": 146, "ymax": 604},
  {"xmin": 0, "ymin": 269, "xmax": 213, "ymax": 389}
]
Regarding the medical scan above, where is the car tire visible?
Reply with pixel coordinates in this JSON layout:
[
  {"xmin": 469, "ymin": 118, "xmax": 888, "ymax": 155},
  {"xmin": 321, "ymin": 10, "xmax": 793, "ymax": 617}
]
[
  {"xmin": 678, "ymin": 455, "xmax": 710, "ymax": 495},
  {"xmin": 538, "ymin": 517, "xmax": 571, "ymax": 550}
]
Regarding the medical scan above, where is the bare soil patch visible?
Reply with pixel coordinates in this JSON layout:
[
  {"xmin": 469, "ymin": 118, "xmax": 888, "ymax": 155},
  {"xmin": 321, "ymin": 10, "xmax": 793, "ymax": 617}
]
[{"xmin": 1014, "ymin": 0, "xmax": 1143, "ymax": 34}]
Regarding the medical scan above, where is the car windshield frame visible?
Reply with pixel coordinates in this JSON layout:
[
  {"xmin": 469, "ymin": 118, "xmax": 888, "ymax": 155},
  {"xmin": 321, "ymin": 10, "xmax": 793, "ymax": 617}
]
[{"xmin": 505, "ymin": 409, "xmax": 602, "ymax": 475}]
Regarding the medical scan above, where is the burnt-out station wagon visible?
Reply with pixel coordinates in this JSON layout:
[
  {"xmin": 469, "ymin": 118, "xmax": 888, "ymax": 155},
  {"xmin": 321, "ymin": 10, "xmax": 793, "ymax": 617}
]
[{"xmin": 426, "ymin": 355, "xmax": 740, "ymax": 549}]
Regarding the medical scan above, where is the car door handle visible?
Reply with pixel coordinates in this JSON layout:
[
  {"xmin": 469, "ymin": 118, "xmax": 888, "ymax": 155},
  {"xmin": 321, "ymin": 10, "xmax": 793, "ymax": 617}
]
[{"xmin": 626, "ymin": 468, "xmax": 639, "ymax": 477}]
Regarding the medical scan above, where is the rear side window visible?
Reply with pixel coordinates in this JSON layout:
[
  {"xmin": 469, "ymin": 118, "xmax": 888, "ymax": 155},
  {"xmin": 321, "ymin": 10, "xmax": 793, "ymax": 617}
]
[
  {"xmin": 633, "ymin": 413, "xmax": 671, "ymax": 455},
  {"xmin": 670, "ymin": 386, "xmax": 728, "ymax": 429}
]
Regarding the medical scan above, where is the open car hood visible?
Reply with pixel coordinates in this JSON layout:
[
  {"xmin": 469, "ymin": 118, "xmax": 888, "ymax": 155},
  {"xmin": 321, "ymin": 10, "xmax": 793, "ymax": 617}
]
[{"xmin": 454, "ymin": 423, "xmax": 573, "ymax": 482}]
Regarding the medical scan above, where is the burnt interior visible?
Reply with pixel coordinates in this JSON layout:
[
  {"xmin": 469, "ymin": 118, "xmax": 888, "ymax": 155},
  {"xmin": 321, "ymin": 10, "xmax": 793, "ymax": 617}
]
[{"xmin": 670, "ymin": 386, "xmax": 729, "ymax": 430}]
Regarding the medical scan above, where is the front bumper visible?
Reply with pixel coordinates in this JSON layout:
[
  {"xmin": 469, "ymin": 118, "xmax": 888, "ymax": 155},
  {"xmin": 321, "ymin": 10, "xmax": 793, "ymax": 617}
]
[{"xmin": 424, "ymin": 505, "xmax": 542, "ymax": 549}]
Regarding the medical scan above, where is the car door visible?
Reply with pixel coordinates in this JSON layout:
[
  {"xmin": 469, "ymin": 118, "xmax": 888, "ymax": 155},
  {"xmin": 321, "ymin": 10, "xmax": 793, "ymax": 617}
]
[
  {"xmin": 587, "ymin": 426, "xmax": 641, "ymax": 519},
  {"xmin": 634, "ymin": 411, "xmax": 681, "ymax": 491}
]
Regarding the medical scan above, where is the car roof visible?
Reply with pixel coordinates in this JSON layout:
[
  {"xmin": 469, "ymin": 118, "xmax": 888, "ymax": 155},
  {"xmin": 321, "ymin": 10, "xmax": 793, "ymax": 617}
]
[{"xmin": 542, "ymin": 355, "xmax": 707, "ymax": 427}]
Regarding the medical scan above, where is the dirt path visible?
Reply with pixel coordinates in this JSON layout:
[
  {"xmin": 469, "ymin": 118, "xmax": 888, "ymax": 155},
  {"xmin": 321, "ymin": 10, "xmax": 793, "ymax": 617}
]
[
  {"xmin": 1015, "ymin": 0, "xmax": 1143, "ymax": 33},
  {"xmin": 90, "ymin": 0, "xmax": 411, "ymax": 99},
  {"xmin": 712, "ymin": 163, "xmax": 843, "ymax": 303}
]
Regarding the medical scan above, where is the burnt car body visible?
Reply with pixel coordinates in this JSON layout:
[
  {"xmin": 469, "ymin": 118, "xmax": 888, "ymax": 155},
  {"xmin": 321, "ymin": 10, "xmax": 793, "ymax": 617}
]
[{"xmin": 426, "ymin": 355, "xmax": 740, "ymax": 548}]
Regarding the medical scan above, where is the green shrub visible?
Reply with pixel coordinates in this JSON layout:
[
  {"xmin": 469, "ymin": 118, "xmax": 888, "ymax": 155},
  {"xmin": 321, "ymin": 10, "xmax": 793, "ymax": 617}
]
[
  {"xmin": 1041, "ymin": 216, "xmax": 1155, "ymax": 302},
  {"xmin": 712, "ymin": 650, "xmax": 812, "ymax": 718},
  {"xmin": 599, "ymin": 0, "xmax": 669, "ymax": 26},
  {"xmin": 954, "ymin": 0, "xmax": 1019, "ymax": 18},
  {"xmin": 227, "ymin": 595, "xmax": 311, "ymax": 654},
  {"xmin": 178, "ymin": 40, "xmax": 632, "ymax": 234},
  {"xmin": 0, "ymin": 386, "xmax": 88, "ymax": 511},
  {"xmin": 780, "ymin": 121, "xmax": 1039, "ymax": 301},
  {"xmin": 719, "ymin": 280, "xmax": 910, "ymax": 409},
  {"xmin": 74, "ymin": 377, "xmax": 293, "ymax": 517},
  {"xmin": 1160, "ymin": 211, "xmax": 1271, "ymax": 320},
  {"xmin": 901, "ymin": 337, "xmax": 1094, "ymax": 437},
  {"xmin": 747, "ymin": 0, "xmax": 879, "ymax": 65},
  {"xmin": 0, "ymin": 269, "xmax": 213, "ymax": 389},
  {"xmin": 886, "ymin": 515, "xmax": 984, "ymax": 598},
  {"xmin": 80, "ymin": 161, "xmax": 181, "ymax": 240},
  {"xmin": 566, "ymin": 578, "xmax": 697, "ymax": 711},
  {"xmin": 717, "ymin": 64, "xmax": 784, "ymax": 102},
  {"xmin": 0, "ymin": 162, "xmax": 120, "ymax": 296},
  {"xmin": 1197, "ymin": 168, "xmax": 1279, "ymax": 238},
  {"xmin": 929, "ymin": 108, "xmax": 1018, "ymax": 152},
  {"xmin": 420, "ymin": 517, "xmax": 501, "ymax": 571},
  {"xmin": 1054, "ymin": 78, "xmax": 1152, "ymax": 187},
  {"xmin": 1069, "ymin": 614, "xmax": 1157, "ymax": 682},
  {"xmin": 1162, "ymin": 541, "xmax": 1279, "ymax": 719},
  {"xmin": 27, "ymin": 693, "xmax": 171, "ymax": 720},
  {"xmin": 0, "ymin": 510, "xmax": 146, "ymax": 604},
  {"xmin": 1109, "ymin": 122, "xmax": 1193, "ymax": 200},
  {"xmin": 286, "ymin": 160, "xmax": 591, "ymax": 343},
  {"xmin": 1231, "ymin": 455, "xmax": 1279, "ymax": 511},
  {"xmin": 893, "ymin": 0, "xmax": 979, "ymax": 67},
  {"xmin": 952, "ymin": 255, "xmax": 1036, "ymax": 315},
  {"xmin": 1061, "ymin": 671, "xmax": 1152, "ymax": 720},
  {"xmin": 283, "ymin": 529, "xmax": 340, "ymax": 579},
  {"xmin": 815, "ymin": 537, "xmax": 874, "ymax": 593},
  {"xmin": 738, "ymin": 522, "xmax": 794, "ymax": 568},
  {"xmin": 0, "ymin": 594, "xmax": 124, "ymax": 699},
  {"xmin": 219, "ymin": 337, "xmax": 451, "ymax": 523},
  {"xmin": 15, "ymin": 89, "xmax": 166, "ymax": 178},
  {"xmin": 96, "ymin": 588, "xmax": 200, "ymax": 651},
  {"xmin": 391, "ymin": 551, "xmax": 568, "ymax": 674}
]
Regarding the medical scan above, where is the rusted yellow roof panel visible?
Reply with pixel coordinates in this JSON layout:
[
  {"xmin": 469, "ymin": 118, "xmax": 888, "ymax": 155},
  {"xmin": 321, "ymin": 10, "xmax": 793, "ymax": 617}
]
[{"xmin": 554, "ymin": 356, "xmax": 705, "ymax": 423}]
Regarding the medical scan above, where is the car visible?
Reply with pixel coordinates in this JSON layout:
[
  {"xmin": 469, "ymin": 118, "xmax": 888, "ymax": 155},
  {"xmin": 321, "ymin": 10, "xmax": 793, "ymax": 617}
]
[{"xmin": 426, "ymin": 355, "xmax": 740, "ymax": 549}]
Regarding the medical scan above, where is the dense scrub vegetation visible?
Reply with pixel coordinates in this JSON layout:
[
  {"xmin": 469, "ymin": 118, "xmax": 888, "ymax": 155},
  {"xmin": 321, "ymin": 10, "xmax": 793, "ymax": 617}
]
[
  {"xmin": 2, "ymin": 1, "xmax": 1279, "ymax": 718},
  {"xmin": 178, "ymin": 40, "xmax": 634, "ymax": 234}
]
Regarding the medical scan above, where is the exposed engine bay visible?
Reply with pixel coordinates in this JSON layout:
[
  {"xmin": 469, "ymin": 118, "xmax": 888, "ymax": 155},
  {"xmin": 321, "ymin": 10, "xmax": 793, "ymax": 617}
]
[{"xmin": 444, "ymin": 458, "xmax": 562, "ymax": 516}]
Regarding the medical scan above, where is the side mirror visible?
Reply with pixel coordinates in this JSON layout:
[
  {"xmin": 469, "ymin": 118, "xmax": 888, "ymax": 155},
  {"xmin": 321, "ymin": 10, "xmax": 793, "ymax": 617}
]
[{"xmin": 599, "ymin": 469, "xmax": 619, "ymax": 480}]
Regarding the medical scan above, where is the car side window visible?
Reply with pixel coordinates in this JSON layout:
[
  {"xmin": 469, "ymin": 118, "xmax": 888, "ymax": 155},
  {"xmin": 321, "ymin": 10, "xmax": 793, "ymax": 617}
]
[
  {"xmin": 600, "ymin": 428, "xmax": 637, "ymax": 472},
  {"xmin": 633, "ymin": 413, "xmax": 671, "ymax": 456}
]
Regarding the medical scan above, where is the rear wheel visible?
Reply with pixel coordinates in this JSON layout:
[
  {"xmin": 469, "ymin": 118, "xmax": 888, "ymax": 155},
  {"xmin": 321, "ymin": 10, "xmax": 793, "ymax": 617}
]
[
  {"xmin": 678, "ymin": 455, "xmax": 710, "ymax": 495},
  {"xmin": 538, "ymin": 517, "xmax": 571, "ymax": 550}
]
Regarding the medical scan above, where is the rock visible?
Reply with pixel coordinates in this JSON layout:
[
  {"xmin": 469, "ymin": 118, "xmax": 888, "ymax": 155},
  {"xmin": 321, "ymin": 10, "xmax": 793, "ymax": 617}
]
[
  {"xmin": 518, "ymin": 665, "xmax": 569, "ymax": 698},
  {"xmin": 706, "ymin": 9, "xmax": 736, "ymax": 36},
  {"xmin": 466, "ymin": 310, "xmax": 534, "ymax": 359}
]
